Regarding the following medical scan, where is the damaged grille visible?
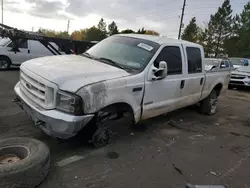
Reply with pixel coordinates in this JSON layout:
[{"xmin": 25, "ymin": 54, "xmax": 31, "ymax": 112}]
[{"xmin": 20, "ymin": 71, "xmax": 56, "ymax": 109}]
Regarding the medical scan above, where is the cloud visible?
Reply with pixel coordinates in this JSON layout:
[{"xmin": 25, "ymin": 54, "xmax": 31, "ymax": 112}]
[
  {"xmin": 3, "ymin": 0, "xmax": 249, "ymax": 36},
  {"xmin": 64, "ymin": 0, "xmax": 182, "ymax": 35}
]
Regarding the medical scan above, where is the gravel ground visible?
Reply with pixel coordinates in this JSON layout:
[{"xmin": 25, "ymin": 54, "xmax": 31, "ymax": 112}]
[{"xmin": 1, "ymin": 69, "xmax": 250, "ymax": 188}]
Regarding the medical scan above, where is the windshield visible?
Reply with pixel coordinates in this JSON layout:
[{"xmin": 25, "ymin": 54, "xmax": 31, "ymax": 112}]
[
  {"xmin": 0, "ymin": 38, "xmax": 10, "ymax": 47},
  {"xmin": 85, "ymin": 36, "xmax": 160, "ymax": 70}
]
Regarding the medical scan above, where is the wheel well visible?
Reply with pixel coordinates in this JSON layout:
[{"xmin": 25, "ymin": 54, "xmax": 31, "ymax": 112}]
[
  {"xmin": 97, "ymin": 103, "xmax": 135, "ymax": 121},
  {"xmin": 213, "ymin": 83, "xmax": 223, "ymax": 96},
  {"xmin": 0, "ymin": 55, "xmax": 12, "ymax": 64}
]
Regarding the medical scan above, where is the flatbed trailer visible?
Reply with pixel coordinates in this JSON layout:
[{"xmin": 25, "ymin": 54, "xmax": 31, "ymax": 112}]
[{"xmin": 0, "ymin": 23, "xmax": 96, "ymax": 55}]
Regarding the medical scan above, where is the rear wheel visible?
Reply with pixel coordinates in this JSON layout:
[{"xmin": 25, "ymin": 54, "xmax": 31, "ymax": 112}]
[
  {"xmin": 0, "ymin": 57, "xmax": 11, "ymax": 70},
  {"xmin": 200, "ymin": 90, "xmax": 218, "ymax": 115}
]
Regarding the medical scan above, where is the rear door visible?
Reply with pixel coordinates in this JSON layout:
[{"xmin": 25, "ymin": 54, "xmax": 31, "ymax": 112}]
[{"xmin": 179, "ymin": 45, "xmax": 205, "ymax": 107}]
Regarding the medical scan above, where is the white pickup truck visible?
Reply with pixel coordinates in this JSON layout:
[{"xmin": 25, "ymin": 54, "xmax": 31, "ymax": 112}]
[{"xmin": 14, "ymin": 34, "xmax": 231, "ymax": 147}]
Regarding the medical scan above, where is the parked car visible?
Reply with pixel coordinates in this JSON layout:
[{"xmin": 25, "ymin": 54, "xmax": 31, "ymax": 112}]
[
  {"xmin": 229, "ymin": 57, "xmax": 249, "ymax": 69},
  {"xmin": 204, "ymin": 58, "xmax": 234, "ymax": 71},
  {"xmin": 229, "ymin": 66, "xmax": 250, "ymax": 88},
  {"xmin": 14, "ymin": 34, "xmax": 231, "ymax": 146},
  {"xmin": 0, "ymin": 37, "xmax": 62, "ymax": 70}
]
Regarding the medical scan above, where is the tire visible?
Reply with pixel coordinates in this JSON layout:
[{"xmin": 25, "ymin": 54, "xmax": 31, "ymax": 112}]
[
  {"xmin": 91, "ymin": 106, "xmax": 134, "ymax": 148},
  {"xmin": 0, "ymin": 137, "xmax": 50, "ymax": 188},
  {"xmin": 0, "ymin": 57, "xmax": 11, "ymax": 70},
  {"xmin": 200, "ymin": 90, "xmax": 218, "ymax": 115}
]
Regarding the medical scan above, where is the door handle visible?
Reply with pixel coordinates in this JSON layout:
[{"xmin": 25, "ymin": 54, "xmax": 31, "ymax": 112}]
[
  {"xmin": 200, "ymin": 77, "xmax": 204, "ymax": 85},
  {"xmin": 180, "ymin": 80, "xmax": 185, "ymax": 89},
  {"xmin": 28, "ymin": 49, "xmax": 30, "ymax": 54}
]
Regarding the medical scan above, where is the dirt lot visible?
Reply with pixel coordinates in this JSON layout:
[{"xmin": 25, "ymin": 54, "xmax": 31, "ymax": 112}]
[{"xmin": 1, "ymin": 69, "xmax": 250, "ymax": 188}]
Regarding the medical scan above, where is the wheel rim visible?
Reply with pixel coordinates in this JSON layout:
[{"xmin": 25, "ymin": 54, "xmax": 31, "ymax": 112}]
[
  {"xmin": 0, "ymin": 60, "xmax": 8, "ymax": 69},
  {"xmin": 92, "ymin": 129, "xmax": 111, "ymax": 147},
  {"xmin": 210, "ymin": 96, "xmax": 218, "ymax": 114},
  {"xmin": 0, "ymin": 146, "xmax": 30, "ymax": 165}
]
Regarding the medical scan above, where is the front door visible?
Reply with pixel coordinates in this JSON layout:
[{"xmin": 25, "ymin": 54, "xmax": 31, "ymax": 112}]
[{"xmin": 141, "ymin": 44, "xmax": 185, "ymax": 120}]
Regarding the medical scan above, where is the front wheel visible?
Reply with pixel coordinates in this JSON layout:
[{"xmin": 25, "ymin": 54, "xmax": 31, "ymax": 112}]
[
  {"xmin": 0, "ymin": 57, "xmax": 11, "ymax": 70},
  {"xmin": 200, "ymin": 90, "xmax": 218, "ymax": 115}
]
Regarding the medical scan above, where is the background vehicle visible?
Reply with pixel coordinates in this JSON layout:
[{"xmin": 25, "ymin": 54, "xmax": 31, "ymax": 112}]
[
  {"xmin": 229, "ymin": 57, "xmax": 249, "ymax": 69},
  {"xmin": 0, "ymin": 24, "xmax": 95, "ymax": 70},
  {"xmin": 14, "ymin": 34, "xmax": 231, "ymax": 146},
  {"xmin": 204, "ymin": 58, "xmax": 234, "ymax": 71},
  {"xmin": 0, "ymin": 37, "xmax": 62, "ymax": 69},
  {"xmin": 229, "ymin": 66, "xmax": 250, "ymax": 88}
]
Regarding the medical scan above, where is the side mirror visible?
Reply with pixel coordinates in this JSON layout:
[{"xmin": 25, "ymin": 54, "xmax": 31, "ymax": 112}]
[
  {"xmin": 220, "ymin": 64, "xmax": 226, "ymax": 68},
  {"xmin": 150, "ymin": 61, "xmax": 168, "ymax": 80}
]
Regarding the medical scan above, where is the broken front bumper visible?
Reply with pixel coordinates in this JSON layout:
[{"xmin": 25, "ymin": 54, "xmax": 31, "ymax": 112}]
[{"xmin": 14, "ymin": 82, "xmax": 94, "ymax": 139}]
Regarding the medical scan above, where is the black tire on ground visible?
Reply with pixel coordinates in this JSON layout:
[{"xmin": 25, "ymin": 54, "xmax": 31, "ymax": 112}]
[
  {"xmin": 200, "ymin": 90, "xmax": 218, "ymax": 116},
  {"xmin": 0, "ymin": 137, "xmax": 50, "ymax": 188},
  {"xmin": 0, "ymin": 56, "xmax": 11, "ymax": 70}
]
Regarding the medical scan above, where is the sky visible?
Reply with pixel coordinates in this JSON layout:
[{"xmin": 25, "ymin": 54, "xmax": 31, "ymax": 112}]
[{"xmin": 2, "ymin": 0, "xmax": 249, "ymax": 38}]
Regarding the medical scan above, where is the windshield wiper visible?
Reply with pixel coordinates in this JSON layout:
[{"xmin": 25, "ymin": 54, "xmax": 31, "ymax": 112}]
[
  {"xmin": 98, "ymin": 57, "xmax": 126, "ymax": 70},
  {"xmin": 82, "ymin": 52, "xmax": 95, "ymax": 59}
]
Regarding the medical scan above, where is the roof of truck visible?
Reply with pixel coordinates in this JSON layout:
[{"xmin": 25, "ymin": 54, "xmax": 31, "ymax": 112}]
[{"xmin": 116, "ymin": 34, "xmax": 202, "ymax": 47}]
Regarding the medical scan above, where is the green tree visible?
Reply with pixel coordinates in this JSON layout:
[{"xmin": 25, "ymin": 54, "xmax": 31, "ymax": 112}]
[
  {"xmin": 56, "ymin": 31, "xmax": 70, "ymax": 38},
  {"xmin": 108, "ymin": 21, "xmax": 119, "ymax": 36},
  {"xmin": 204, "ymin": 0, "xmax": 233, "ymax": 57},
  {"xmin": 97, "ymin": 18, "xmax": 107, "ymax": 39},
  {"xmin": 202, "ymin": 20, "xmax": 216, "ymax": 57},
  {"xmin": 137, "ymin": 27, "xmax": 146, "ymax": 34},
  {"xmin": 181, "ymin": 17, "xmax": 200, "ymax": 43},
  {"xmin": 84, "ymin": 26, "xmax": 105, "ymax": 41},
  {"xmin": 145, "ymin": 30, "xmax": 160, "ymax": 36},
  {"xmin": 234, "ymin": 2, "xmax": 250, "ymax": 57},
  {"xmin": 120, "ymin": 29, "xmax": 135, "ymax": 34}
]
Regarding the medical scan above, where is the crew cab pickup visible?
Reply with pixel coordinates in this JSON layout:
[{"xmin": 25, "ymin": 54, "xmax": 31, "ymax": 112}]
[{"xmin": 14, "ymin": 34, "xmax": 231, "ymax": 146}]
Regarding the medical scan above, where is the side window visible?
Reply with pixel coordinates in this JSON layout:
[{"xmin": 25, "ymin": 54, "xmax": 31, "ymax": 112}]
[
  {"xmin": 186, "ymin": 47, "xmax": 202, "ymax": 74},
  {"xmin": 154, "ymin": 46, "xmax": 182, "ymax": 75},
  {"xmin": 19, "ymin": 39, "xmax": 28, "ymax": 49},
  {"xmin": 7, "ymin": 39, "xmax": 28, "ymax": 49},
  {"xmin": 220, "ymin": 61, "xmax": 229, "ymax": 69}
]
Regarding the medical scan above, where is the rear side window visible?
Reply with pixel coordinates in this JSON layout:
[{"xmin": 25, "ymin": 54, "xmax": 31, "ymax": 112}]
[
  {"xmin": 186, "ymin": 47, "xmax": 202, "ymax": 74},
  {"xmin": 7, "ymin": 39, "xmax": 28, "ymax": 49},
  {"xmin": 154, "ymin": 46, "xmax": 182, "ymax": 75}
]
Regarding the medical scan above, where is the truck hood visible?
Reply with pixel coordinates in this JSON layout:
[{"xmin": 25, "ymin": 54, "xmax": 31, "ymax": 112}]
[
  {"xmin": 232, "ymin": 67, "xmax": 250, "ymax": 76},
  {"xmin": 22, "ymin": 55, "xmax": 130, "ymax": 92}
]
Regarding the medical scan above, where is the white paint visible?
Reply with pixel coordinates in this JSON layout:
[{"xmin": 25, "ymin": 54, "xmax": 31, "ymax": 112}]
[
  {"xmin": 15, "ymin": 34, "xmax": 230, "ymax": 139},
  {"xmin": 21, "ymin": 55, "xmax": 130, "ymax": 92},
  {"xmin": 56, "ymin": 155, "xmax": 84, "ymax": 167},
  {"xmin": 230, "ymin": 67, "xmax": 250, "ymax": 87},
  {"xmin": 0, "ymin": 38, "xmax": 63, "ymax": 66}
]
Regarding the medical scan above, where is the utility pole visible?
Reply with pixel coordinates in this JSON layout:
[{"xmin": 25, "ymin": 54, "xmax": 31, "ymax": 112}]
[
  {"xmin": 1, "ymin": 0, "xmax": 3, "ymax": 24},
  {"xmin": 67, "ymin": 20, "xmax": 70, "ymax": 34},
  {"xmin": 178, "ymin": 0, "xmax": 186, "ymax": 39}
]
